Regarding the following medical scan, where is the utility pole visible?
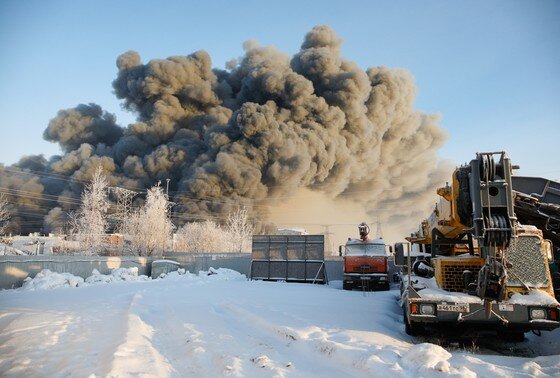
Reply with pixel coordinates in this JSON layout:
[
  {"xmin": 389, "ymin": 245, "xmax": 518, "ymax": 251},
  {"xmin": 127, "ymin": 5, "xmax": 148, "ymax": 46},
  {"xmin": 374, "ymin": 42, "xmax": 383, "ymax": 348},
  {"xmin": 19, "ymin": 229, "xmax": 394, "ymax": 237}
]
[{"xmin": 166, "ymin": 178, "xmax": 170, "ymax": 197}]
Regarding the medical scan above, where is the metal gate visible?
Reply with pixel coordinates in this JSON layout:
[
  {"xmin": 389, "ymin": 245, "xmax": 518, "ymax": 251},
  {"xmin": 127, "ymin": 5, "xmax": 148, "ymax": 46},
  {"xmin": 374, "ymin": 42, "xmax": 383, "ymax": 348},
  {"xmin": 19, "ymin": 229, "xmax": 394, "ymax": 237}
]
[{"xmin": 250, "ymin": 235, "xmax": 327, "ymax": 284}]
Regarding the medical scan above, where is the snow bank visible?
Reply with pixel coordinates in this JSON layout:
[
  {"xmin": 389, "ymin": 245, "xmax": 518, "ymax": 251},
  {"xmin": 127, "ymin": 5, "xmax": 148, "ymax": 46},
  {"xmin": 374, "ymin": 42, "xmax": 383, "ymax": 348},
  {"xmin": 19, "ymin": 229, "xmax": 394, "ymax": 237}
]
[
  {"xmin": 203, "ymin": 267, "xmax": 245, "ymax": 280},
  {"xmin": 402, "ymin": 343, "xmax": 452, "ymax": 373},
  {"xmin": 21, "ymin": 269, "xmax": 84, "ymax": 291},
  {"xmin": 85, "ymin": 268, "xmax": 150, "ymax": 285},
  {"xmin": 17, "ymin": 266, "xmax": 245, "ymax": 291},
  {"xmin": 156, "ymin": 267, "xmax": 245, "ymax": 281}
]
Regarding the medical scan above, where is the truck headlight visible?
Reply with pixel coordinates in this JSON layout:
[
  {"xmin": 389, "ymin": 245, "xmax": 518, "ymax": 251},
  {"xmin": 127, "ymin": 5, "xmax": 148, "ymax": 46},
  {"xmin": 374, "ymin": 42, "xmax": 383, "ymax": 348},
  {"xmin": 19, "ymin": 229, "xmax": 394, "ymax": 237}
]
[
  {"xmin": 530, "ymin": 308, "xmax": 546, "ymax": 320},
  {"xmin": 420, "ymin": 304, "xmax": 435, "ymax": 315}
]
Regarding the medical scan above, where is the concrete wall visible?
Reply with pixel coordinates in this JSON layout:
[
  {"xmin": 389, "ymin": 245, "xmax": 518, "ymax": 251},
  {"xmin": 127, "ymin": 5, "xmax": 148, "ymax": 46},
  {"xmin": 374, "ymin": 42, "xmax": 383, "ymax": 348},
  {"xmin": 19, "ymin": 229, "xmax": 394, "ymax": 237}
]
[
  {"xmin": 0, "ymin": 253, "xmax": 345, "ymax": 290},
  {"xmin": 0, "ymin": 255, "xmax": 150, "ymax": 290},
  {"xmin": 324, "ymin": 258, "xmax": 344, "ymax": 281}
]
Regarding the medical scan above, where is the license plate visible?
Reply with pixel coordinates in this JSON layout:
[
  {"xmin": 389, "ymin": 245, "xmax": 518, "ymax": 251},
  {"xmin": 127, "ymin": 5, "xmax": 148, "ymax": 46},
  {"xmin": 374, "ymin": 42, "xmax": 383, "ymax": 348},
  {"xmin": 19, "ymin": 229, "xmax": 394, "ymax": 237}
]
[
  {"xmin": 360, "ymin": 277, "xmax": 372, "ymax": 280},
  {"xmin": 437, "ymin": 303, "xmax": 469, "ymax": 312},
  {"xmin": 499, "ymin": 304, "xmax": 514, "ymax": 312}
]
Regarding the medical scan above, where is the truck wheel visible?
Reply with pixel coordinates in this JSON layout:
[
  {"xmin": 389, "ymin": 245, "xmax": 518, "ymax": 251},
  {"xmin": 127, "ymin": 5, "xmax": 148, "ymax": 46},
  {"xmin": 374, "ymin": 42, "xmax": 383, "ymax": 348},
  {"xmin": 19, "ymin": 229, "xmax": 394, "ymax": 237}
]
[
  {"xmin": 404, "ymin": 312, "xmax": 422, "ymax": 336},
  {"xmin": 382, "ymin": 282, "xmax": 390, "ymax": 291},
  {"xmin": 343, "ymin": 282, "xmax": 352, "ymax": 290}
]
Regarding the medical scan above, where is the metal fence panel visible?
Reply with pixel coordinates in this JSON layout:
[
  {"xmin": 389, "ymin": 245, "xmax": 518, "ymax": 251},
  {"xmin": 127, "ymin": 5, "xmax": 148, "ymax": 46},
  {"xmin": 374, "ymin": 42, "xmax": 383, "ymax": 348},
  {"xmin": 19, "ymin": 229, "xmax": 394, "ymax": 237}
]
[
  {"xmin": 269, "ymin": 261, "xmax": 288, "ymax": 280},
  {"xmin": 250, "ymin": 235, "xmax": 326, "ymax": 283},
  {"xmin": 287, "ymin": 242, "xmax": 306, "ymax": 260},
  {"xmin": 250, "ymin": 261, "xmax": 269, "ymax": 280},
  {"xmin": 305, "ymin": 261, "xmax": 325, "ymax": 281},
  {"xmin": 287, "ymin": 261, "xmax": 306, "ymax": 280}
]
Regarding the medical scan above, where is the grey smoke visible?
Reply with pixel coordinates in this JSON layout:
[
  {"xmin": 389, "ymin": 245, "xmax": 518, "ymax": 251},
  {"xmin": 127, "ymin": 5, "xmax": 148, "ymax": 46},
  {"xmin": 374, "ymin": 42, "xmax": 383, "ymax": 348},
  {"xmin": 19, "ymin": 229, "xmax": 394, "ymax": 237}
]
[
  {"xmin": 3, "ymin": 25, "xmax": 448, "ymax": 235},
  {"xmin": 44, "ymin": 103, "xmax": 123, "ymax": 152}
]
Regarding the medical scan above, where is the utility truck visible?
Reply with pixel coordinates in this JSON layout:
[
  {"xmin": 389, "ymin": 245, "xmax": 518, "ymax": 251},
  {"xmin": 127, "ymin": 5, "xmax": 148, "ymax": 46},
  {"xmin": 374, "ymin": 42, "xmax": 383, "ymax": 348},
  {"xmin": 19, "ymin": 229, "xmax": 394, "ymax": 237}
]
[{"xmin": 341, "ymin": 223, "xmax": 391, "ymax": 291}]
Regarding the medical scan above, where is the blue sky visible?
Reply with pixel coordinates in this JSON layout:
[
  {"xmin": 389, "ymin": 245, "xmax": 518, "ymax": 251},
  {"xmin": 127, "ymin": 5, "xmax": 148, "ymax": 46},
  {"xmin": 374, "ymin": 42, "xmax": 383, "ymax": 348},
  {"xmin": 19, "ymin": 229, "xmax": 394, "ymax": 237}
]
[{"xmin": 1, "ymin": 0, "xmax": 559, "ymax": 178}]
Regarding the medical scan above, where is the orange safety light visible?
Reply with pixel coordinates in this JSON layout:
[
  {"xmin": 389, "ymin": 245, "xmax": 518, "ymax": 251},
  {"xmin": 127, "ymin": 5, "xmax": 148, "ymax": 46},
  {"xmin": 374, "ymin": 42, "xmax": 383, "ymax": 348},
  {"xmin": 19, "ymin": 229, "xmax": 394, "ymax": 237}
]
[{"xmin": 410, "ymin": 303, "xmax": 418, "ymax": 314}]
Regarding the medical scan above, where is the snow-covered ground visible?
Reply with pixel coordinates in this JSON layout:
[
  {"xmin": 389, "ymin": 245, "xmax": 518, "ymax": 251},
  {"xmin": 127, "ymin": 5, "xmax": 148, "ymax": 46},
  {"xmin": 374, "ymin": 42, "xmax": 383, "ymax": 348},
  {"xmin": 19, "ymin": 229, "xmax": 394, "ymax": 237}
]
[{"xmin": 1, "ymin": 268, "xmax": 559, "ymax": 377}]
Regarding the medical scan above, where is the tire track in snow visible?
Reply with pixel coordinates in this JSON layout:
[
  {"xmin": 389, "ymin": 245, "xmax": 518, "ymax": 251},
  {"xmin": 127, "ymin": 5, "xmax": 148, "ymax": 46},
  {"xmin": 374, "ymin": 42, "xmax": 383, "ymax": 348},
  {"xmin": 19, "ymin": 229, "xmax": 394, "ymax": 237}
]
[
  {"xmin": 109, "ymin": 291, "xmax": 174, "ymax": 377},
  {"xmin": 123, "ymin": 293, "xmax": 209, "ymax": 377},
  {"xmin": 119, "ymin": 285, "xmax": 248, "ymax": 377}
]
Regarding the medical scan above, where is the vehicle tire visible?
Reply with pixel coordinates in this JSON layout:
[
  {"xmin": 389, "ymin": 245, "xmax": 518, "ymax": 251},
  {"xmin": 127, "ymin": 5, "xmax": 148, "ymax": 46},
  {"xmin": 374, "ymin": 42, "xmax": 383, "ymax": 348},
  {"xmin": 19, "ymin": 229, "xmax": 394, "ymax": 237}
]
[
  {"xmin": 382, "ymin": 282, "xmax": 390, "ymax": 291},
  {"xmin": 404, "ymin": 311, "xmax": 422, "ymax": 336},
  {"xmin": 343, "ymin": 281, "xmax": 352, "ymax": 290}
]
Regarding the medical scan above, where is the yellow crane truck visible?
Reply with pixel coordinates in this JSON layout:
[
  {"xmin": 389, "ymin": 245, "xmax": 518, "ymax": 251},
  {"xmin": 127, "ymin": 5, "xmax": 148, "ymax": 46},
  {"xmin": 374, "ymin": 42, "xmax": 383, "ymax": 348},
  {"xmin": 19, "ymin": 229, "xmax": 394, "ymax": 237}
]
[{"xmin": 396, "ymin": 151, "xmax": 559, "ymax": 340}]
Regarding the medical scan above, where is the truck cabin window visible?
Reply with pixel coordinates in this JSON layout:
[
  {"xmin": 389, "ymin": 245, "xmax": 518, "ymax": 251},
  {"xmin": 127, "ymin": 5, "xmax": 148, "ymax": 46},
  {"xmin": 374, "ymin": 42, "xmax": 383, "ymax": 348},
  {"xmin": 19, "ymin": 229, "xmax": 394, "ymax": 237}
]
[{"xmin": 346, "ymin": 244, "xmax": 386, "ymax": 256}]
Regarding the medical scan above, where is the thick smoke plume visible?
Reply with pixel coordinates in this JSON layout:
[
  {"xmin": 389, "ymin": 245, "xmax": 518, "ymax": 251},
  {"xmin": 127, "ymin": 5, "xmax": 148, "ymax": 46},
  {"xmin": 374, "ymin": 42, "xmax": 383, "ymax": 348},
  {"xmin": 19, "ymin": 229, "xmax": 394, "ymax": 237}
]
[{"xmin": 1, "ymin": 25, "xmax": 448, "ymax": 237}]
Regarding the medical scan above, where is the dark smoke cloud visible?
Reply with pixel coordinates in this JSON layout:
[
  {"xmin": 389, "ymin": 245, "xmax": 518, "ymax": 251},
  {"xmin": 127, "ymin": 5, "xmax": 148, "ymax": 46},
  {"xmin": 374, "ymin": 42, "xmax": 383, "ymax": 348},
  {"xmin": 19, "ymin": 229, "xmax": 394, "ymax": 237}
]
[
  {"xmin": 43, "ymin": 207, "xmax": 66, "ymax": 234},
  {"xmin": 44, "ymin": 103, "xmax": 124, "ymax": 152},
  {"xmin": 0, "ymin": 163, "xmax": 46, "ymax": 233},
  {"xmin": 4, "ymin": 25, "xmax": 448, "ymax": 235}
]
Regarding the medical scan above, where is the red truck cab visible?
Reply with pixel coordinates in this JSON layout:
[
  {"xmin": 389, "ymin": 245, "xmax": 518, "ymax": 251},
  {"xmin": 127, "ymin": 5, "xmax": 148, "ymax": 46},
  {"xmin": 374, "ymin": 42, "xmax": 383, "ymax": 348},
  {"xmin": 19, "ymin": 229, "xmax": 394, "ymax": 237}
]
[{"xmin": 342, "ymin": 223, "xmax": 390, "ymax": 291}]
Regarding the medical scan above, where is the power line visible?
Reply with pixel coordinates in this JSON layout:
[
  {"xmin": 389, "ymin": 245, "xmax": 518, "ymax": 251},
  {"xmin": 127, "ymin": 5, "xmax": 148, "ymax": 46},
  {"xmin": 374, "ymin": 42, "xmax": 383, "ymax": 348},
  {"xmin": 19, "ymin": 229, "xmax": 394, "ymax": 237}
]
[
  {"xmin": 1, "ymin": 166, "xmax": 407, "ymax": 210},
  {"xmin": 0, "ymin": 188, "xmax": 82, "ymax": 206},
  {"xmin": 0, "ymin": 167, "xmax": 90, "ymax": 185},
  {"xmin": 0, "ymin": 167, "xmax": 147, "ymax": 192}
]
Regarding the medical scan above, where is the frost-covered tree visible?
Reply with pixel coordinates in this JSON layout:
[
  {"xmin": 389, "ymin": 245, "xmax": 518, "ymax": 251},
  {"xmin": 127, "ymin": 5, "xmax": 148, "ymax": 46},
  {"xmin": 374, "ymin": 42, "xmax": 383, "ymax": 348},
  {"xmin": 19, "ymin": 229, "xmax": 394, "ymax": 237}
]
[
  {"xmin": 174, "ymin": 220, "xmax": 229, "ymax": 253},
  {"xmin": 65, "ymin": 210, "xmax": 79, "ymax": 237},
  {"xmin": 0, "ymin": 194, "xmax": 11, "ymax": 235},
  {"xmin": 225, "ymin": 209, "xmax": 254, "ymax": 252},
  {"xmin": 174, "ymin": 209, "xmax": 253, "ymax": 253},
  {"xmin": 76, "ymin": 167, "xmax": 109, "ymax": 254},
  {"xmin": 124, "ymin": 184, "xmax": 174, "ymax": 256}
]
